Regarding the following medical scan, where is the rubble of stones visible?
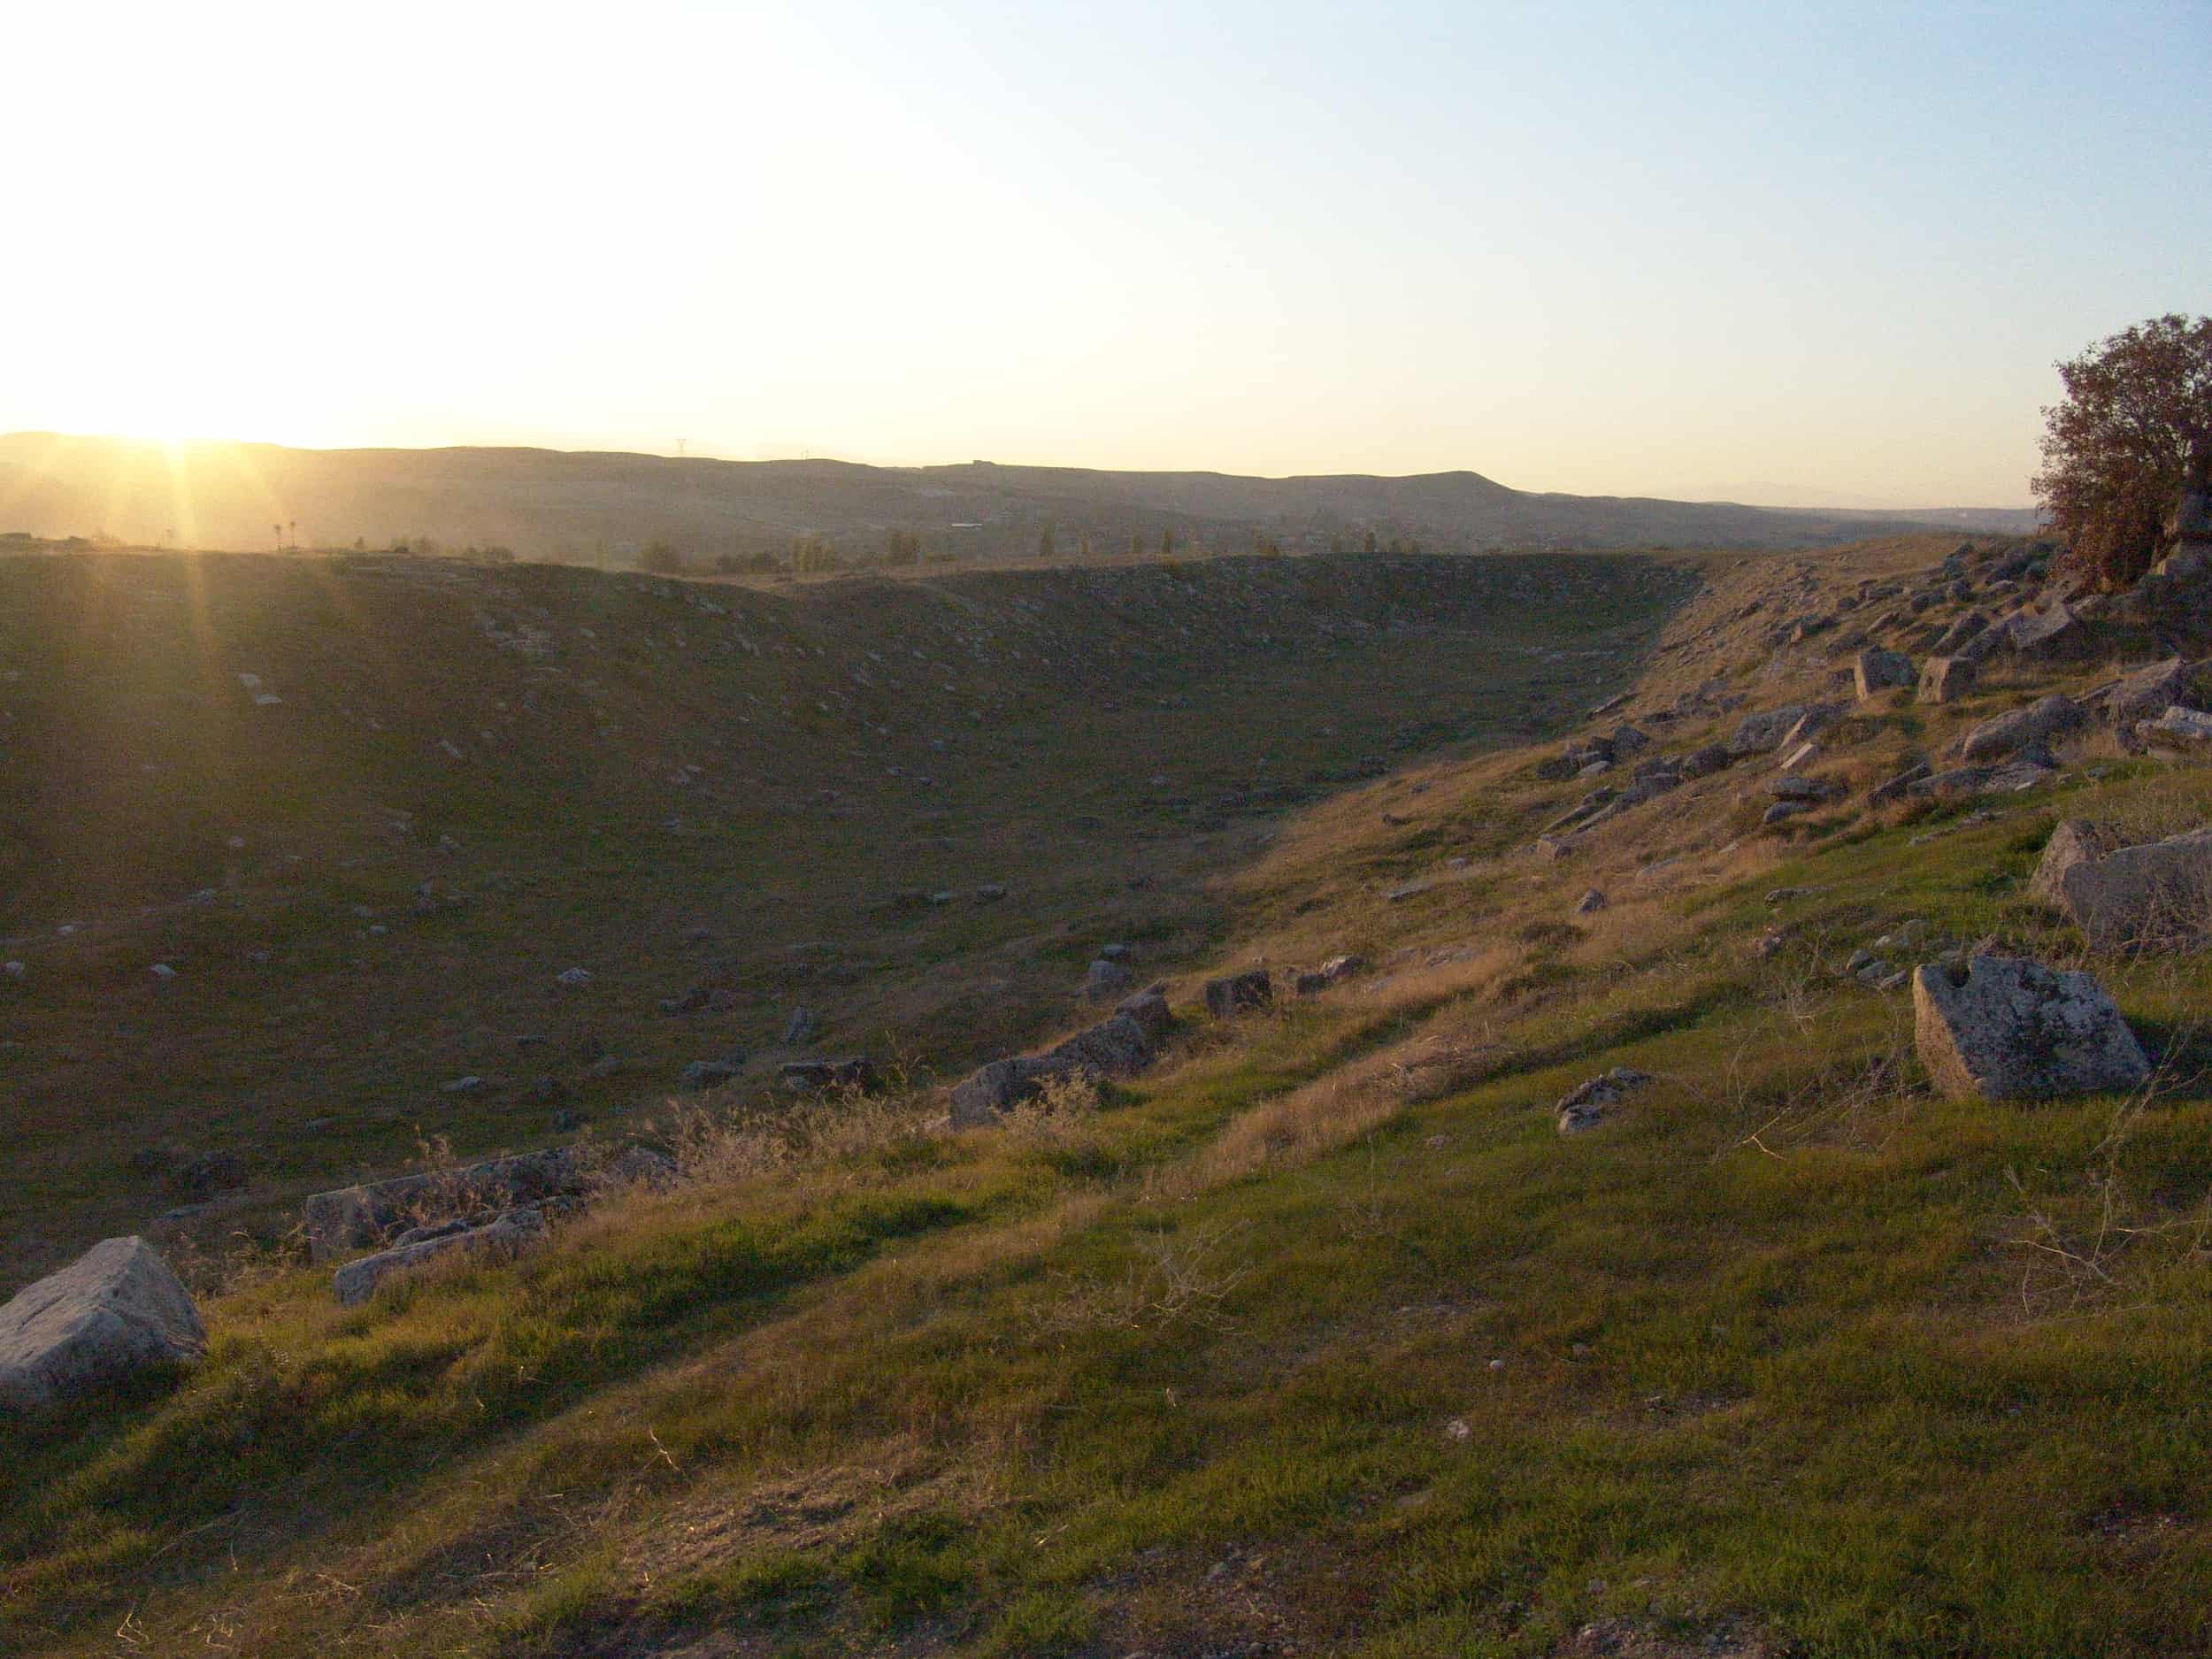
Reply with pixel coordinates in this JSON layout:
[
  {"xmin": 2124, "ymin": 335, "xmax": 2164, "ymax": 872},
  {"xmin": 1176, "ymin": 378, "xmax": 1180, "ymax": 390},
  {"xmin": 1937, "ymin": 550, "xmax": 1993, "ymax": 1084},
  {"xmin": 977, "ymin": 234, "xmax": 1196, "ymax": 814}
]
[
  {"xmin": 302, "ymin": 1143, "xmax": 676, "ymax": 1306},
  {"xmin": 1524, "ymin": 536, "xmax": 2212, "ymax": 861}
]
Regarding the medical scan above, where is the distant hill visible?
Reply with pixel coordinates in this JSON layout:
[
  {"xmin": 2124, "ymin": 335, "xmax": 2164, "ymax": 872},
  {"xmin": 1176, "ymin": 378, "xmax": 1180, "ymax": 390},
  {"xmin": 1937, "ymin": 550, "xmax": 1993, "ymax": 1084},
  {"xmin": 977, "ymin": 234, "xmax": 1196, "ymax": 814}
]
[{"xmin": 0, "ymin": 431, "xmax": 2039, "ymax": 565}]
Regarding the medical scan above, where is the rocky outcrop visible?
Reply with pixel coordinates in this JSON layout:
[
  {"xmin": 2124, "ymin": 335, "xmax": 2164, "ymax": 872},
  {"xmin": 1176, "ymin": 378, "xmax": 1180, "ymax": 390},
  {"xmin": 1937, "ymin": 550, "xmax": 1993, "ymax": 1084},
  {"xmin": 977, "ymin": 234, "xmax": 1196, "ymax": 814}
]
[
  {"xmin": 333, "ymin": 1207, "xmax": 548, "ymax": 1307},
  {"xmin": 1959, "ymin": 694, "xmax": 2084, "ymax": 762},
  {"xmin": 0, "ymin": 1238, "xmax": 204, "ymax": 1413},
  {"xmin": 1912, "ymin": 956, "xmax": 2148, "ymax": 1101},
  {"xmin": 949, "ymin": 987, "xmax": 1176, "ymax": 1128},
  {"xmin": 303, "ymin": 1149, "xmax": 581, "ymax": 1263}
]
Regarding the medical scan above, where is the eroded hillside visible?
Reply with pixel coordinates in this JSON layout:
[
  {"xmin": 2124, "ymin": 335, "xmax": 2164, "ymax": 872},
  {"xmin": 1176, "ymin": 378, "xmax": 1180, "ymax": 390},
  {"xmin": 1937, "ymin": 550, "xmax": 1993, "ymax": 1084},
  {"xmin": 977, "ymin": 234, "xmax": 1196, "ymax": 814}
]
[{"xmin": 0, "ymin": 548, "xmax": 1687, "ymax": 1280}]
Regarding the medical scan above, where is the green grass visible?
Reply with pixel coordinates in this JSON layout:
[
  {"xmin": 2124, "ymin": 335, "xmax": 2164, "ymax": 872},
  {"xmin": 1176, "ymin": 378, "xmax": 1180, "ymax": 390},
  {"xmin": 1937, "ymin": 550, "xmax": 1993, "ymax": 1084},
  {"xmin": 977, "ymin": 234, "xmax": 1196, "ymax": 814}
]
[{"xmin": 20, "ymin": 534, "xmax": 2212, "ymax": 1655}]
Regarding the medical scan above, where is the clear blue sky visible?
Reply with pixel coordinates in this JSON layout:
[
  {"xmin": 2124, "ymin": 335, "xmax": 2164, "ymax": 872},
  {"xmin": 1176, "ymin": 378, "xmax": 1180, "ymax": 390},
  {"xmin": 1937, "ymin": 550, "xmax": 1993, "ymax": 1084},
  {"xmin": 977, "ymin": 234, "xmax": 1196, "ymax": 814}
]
[{"xmin": 12, "ymin": 0, "xmax": 2208, "ymax": 504}]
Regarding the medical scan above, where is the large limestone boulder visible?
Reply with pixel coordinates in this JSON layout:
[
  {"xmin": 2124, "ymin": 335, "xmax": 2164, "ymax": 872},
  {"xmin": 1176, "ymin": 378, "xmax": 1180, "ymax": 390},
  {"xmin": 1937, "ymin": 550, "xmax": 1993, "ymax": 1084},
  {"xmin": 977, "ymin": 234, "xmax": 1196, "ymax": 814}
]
[
  {"xmin": 2026, "ymin": 819, "xmax": 2121, "ymax": 910},
  {"xmin": 1917, "ymin": 656, "xmax": 1976, "ymax": 704},
  {"xmin": 2006, "ymin": 603, "xmax": 2088, "ymax": 661},
  {"xmin": 2143, "ymin": 706, "xmax": 2212, "ymax": 748},
  {"xmin": 2036, "ymin": 826, "xmax": 2212, "ymax": 950},
  {"xmin": 1912, "ymin": 956, "xmax": 2148, "ymax": 1101},
  {"xmin": 1959, "ymin": 694, "xmax": 2084, "ymax": 762},
  {"xmin": 0, "ymin": 1238, "xmax": 204, "ymax": 1412},
  {"xmin": 2099, "ymin": 658, "xmax": 2194, "ymax": 726}
]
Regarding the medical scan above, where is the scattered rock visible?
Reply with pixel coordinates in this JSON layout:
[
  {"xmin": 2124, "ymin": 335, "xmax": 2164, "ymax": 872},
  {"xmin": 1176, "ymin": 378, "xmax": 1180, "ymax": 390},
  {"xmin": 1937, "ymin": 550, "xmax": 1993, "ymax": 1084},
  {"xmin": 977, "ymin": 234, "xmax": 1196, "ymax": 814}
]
[
  {"xmin": 2026, "ymin": 819, "xmax": 2123, "ymax": 910},
  {"xmin": 1203, "ymin": 970, "xmax": 1273, "ymax": 1019},
  {"xmin": 782, "ymin": 1006, "xmax": 818, "ymax": 1045},
  {"xmin": 1726, "ymin": 705, "xmax": 1807, "ymax": 759},
  {"xmin": 1959, "ymin": 694, "xmax": 2084, "ymax": 762},
  {"xmin": 2034, "ymin": 824, "xmax": 2212, "ymax": 951},
  {"xmin": 333, "ymin": 1208, "xmax": 547, "ymax": 1306},
  {"xmin": 679, "ymin": 1058, "xmax": 741, "ymax": 1089},
  {"xmin": 2097, "ymin": 658, "xmax": 2195, "ymax": 726},
  {"xmin": 1853, "ymin": 649, "xmax": 1914, "ymax": 698},
  {"xmin": 1761, "ymin": 800, "xmax": 1810, "ymax": 826},
  {"xmin": 779, "ymin": 1056, "xmax": 878, "ymax": 1093},
  {"xmin": 1766, "ymin": 775, "xmax": 1830, "ymax": 803},
  {"xmin": 2007, "ymin": 602, "xmax": 2087, "ymax": 662},
  {"xmin": 1678, "ymin": 743, "xmax": 1731, "ymax": 780},
  {"xmin": 1086, "ymin": 957, "xmax": 1135, "ymax": 999},
  {"xmin": 1555, "ymin": 1068, "xmax": 1651, "ymax": 1133},
  {"xmin": 949, "ymin": 987, "xmax": 1176, "ymax": 1128},
  {"xmin": 1573, "ymin": 889, "xmax": 1607, "ymax": 916},
  {"xmin": 1917, "ymin": 656, "xmax": 1976, "ymax": 704},
  {"xmin": 1912, "ymin": 956, "xmax": 2148, "ymax": 1101},
  {"xmin": 1931, "ymin": 611, "xmax": 1989, "ymax": 654},
  {"xmin": 1293, "ymin": 955, "xmax": 1366, "ymax": 995},
  {"xmin": 1869, "ymin": 761, "xmax": 1932, "ymax": 805},
  {"xmin": 170, "ymin": 1151, "xmax": 245, "ymax": 1199},
  {"xmin": 0, "ymin": 1237, "xmax": 205, "ymax": 1413},
  {"xmin": 303, "ymin": 1148, "xmax": 581, "ymax": 1262},
  {"xmin": 2143, "ymin": 705, "xmax": 2212, "ymax": 748},
  {"xmin": 554, "ymin": 967, "xmax": 594, "ymax": 989}
]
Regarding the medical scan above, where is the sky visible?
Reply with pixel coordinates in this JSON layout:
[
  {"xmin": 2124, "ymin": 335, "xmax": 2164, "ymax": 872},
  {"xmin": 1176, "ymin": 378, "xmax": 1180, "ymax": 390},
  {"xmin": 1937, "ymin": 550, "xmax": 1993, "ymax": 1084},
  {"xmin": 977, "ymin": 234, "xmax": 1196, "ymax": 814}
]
[{"xmin": 11, "ymin": 1, "xmax": 2208, "ymax": 507}]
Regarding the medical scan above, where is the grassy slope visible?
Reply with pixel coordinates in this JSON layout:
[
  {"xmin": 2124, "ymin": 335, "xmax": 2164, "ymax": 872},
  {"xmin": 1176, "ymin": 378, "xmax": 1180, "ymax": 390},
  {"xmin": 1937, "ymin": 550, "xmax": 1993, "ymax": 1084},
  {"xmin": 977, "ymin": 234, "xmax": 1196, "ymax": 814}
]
[
  {"xmin": 18, "ymin": 535, "xmax": 2212, "ymax": 1656},
  {"xmin": 0, "ymin": 548, "xmax": 1681, "ymax": 1284}
]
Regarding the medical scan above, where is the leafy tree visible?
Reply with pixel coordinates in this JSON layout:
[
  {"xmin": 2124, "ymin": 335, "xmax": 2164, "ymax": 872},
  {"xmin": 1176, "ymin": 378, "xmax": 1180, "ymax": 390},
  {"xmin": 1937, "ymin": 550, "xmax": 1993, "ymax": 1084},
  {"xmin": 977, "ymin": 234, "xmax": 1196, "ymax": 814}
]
[
  {"xmin": 1128, "ymin": 531, "xmax": 1143, "ymax": 558},
  {"xmin": 1159, "ymin": 526, "xmax": 1173, "ymax": 557},
  {"xmin": 2033, "ymin": 314, "xmax": 2212, "ymax": 588},
  {"xmin": 1038, "ymin": 523, "xmax": 1056, "ymax": 560},
  {"xmin": 639, "ymin": 540, "xmax": 689, "ymax": 574},
  {"xmin": 1361, "ymin": 529, "xmax": 1379, "ymax": 555}
]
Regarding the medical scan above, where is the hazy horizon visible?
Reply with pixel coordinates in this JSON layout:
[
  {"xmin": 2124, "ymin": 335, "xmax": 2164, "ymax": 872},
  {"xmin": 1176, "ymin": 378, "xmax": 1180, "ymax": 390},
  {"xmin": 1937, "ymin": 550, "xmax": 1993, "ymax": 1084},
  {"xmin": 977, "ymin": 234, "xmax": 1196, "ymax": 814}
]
[{"xmin": 15, "ymin": 2, "xmax": 2209, "ymax": 509}]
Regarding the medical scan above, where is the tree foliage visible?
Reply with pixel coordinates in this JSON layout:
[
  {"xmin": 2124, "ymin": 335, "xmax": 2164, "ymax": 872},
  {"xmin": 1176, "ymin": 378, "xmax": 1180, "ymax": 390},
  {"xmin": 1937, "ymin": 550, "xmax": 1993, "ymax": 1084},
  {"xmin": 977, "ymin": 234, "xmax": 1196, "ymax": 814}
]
[{"xmin": 2032, "ymin": 314, "xmax": 2212, "ymax": 588}]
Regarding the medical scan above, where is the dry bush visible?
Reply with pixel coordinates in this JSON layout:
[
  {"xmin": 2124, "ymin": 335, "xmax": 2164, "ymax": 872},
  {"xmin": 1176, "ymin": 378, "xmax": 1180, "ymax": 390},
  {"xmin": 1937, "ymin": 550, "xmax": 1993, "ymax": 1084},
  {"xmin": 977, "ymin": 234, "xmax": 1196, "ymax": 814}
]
[
  {"xmin": 656, "ymin": 1080, "xmax": 936, "ymax": 1188},
  {"xmin": 164, "ymin": 1227, "xmax": 300, "ymax": 1301},
  {"xmin": 999, "ymin": 1072, "xmax": 1105, "ymax": 1151},
  {"xmin": 1035, "ymin": 1217, "xmax": 1251, "ymax": 1335}
]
